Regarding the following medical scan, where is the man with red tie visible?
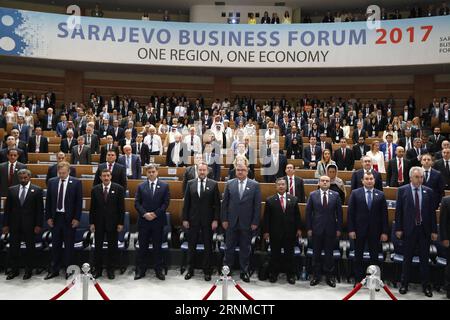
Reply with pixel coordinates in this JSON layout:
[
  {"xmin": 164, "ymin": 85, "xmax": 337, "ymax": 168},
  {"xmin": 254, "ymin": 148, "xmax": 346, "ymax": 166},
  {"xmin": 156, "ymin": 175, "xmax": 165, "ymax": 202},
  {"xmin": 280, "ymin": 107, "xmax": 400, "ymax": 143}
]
[
  {"xmin": 263, "ymin": 178, "xmax": 302, "ymax": 284},
  {"xmin": 0, "ymin": 149, "xmax": 27, "ymax": 197},
  {"xmin": 386, "ymin": 146, "xmax": 410, "ymax": 187},
  {"xmin": 283, "ymin": 163, "xmax": 305, "ymax": 203},
  {"xmin": 380, "ymin": 133, "xmax": 397, "ymax": 162},
  {"xmin": 306, "ymin": 175, "xmax": 343, "ymax": 288}
]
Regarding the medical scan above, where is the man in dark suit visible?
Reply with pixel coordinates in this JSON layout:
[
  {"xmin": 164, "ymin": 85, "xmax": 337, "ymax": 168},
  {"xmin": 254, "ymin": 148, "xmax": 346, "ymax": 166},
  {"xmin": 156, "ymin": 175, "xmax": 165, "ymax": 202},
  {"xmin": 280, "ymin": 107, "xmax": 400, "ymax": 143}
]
[
  {"xmin": 283, "ymin": 163, "xmax": 306, "ymax": 203},
  {"xmin": 306, "ymin": 175, "xmax": 343, "ymax": 287},
  {"xmin": 182, "ymin": 154, "xmax": 213, "ymax": 192},
  {"xmin": 221, "ymin": 162, "xmax": 261, "ymax": 282},
  {"xmin": 439, "ymin": 195, "xmax": 450, "ymax": 299},
  {"xmin": 395, "ymin": 167, "xmax": 438, "ymax": 297},
  {"xmin": 27, "ymin": 127, "xmax": 48, "ymax": 154},
  {"xmin": 166, "ymin": 133, "xmax": 187, "ymax": 167},
  {"xmin": 109, "ymin": 119, "xmax": 125, "ymax": 142},
  {"xmin": 94, "ymin": 150, "xmax": 127, "ymax": 189},
  {"xmin": 132, "ymin": 134, "xmax": 150, "ymax": 166},
  {"xmin": 45, "ymin": 161, "xmax": 83, "ymax": 280},
  {"xmin": 90, "ymin": 168, "xmax": 125, "ymax": 279},
  {"xmin": 398, "ymin": 129, "xmax": 414, "ymax": 152},
  {"xmin": 433, "ymin": 148, "xmax": 450, "ymax": 190},
  {"xmin": 6, "ymin": 131, "xmax": 27, "ymax": 163},
  {"xmin": 204, "ymin": 141, "xmax": 222, "ymax": 182},
  {"xmin": 352, "ymin": 122, "xmax": 366, "ymax": 144},
  {"xmin": 263, "ymin": 142, "xmax": 287, "ymax": 183},
  {"xmin": 333, "ymin": 138, "xmax": 354, "ymax": 171},
  {"xmin": 0, "ymin": 149, "xmax": 27, "ymax": 197},
  {"xmin": 83, "ymin": 126, "xmax": 100, "ymax": 154},
  {"xmin": 2, "ymin": 169, "xmax": 44, "ymax": 280},
  {"xmin": 99, "ymin": 135, "xmax": 120, "ymax": 164},
  {"xmin": 422, "ymin": 153, "xmax": 445, "ymax": 211},
  {"xmin": 386, "ymin": 146, "xmax": 410, "ymax": 187},
  {"xmin": 429, "ymin": 127, "xmax": 446, "ymax": 155},
  {"xmin": 12, "ymin": 116, "xmax": 30, "ymax": 143},
  {"xmin": 60, "ymin": 129, "xmax": 77, "ymax": 154},
  {"xmin": 351, "ymin": 156, "xmax": 383, "ymax": 191},
  {"xmin": 434, "ymin": 140, "xmax": 450, "ymax": 160},
  {"xmin": 318, "ymin": 133, "xmax": 332, "ymax": 154},
  {"xmin": 134, "ymin": 164, "xmax": 170, "ymax": 281},
  {"xmin": 46, "ymin": 152, "xmax": 76, "ymax": 185},
  {"xmin": 263, "ymin": 178, "xmax": 302, "ymax": 284},
  {"xmin": 352, "ymin": 136, "xmax": 370, "ymax": 161},
  {"xmin": 303, "ymin": 136, "xmax": 322, "ymax": 170},
  {"xmin": 71, "ymin": 136, "xmax": 92, "ymax": 165},
  {"xmin": 118, "ymin": 145, "xmax": 142, "ymax": 180},
  {"xmin": 42, "ymin": 107, "xmax": 57, "ymax": 131},
  {"xmin": 347, "ymin": 172, "xmax": 389, "ymax": 283},
  {"xmin": 182, "ymin": 162, "xmax": 221, "ymax": 281},
  {"xmin": 406, "ymin": 138, "xmax": 425, "ymax": 167}
]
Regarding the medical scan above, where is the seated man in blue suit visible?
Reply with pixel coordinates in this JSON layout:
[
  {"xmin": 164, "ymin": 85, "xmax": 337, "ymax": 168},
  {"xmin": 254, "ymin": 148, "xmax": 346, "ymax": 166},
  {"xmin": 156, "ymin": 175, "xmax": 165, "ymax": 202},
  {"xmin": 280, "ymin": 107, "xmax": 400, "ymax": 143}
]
[
  {"xmin": 347, "ymin": 172, "xmax": 389, "ymax": 284},
  {"xmin": 395, "ymin": 166, "xmax": 438, "ymax": 297},
  {"xmin": 134, "ymin": 164, "xmax": 170, "ymax": 281},
  {"xmin": 306, "ymin": 175, "xmax": 343, "ymax": 288}
]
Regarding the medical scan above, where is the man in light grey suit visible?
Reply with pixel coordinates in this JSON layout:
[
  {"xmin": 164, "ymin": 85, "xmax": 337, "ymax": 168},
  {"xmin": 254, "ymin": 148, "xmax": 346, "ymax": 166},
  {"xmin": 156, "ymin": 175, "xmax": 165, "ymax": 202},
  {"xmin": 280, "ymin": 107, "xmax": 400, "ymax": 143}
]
[
  {"xmin": 71, "ymin": 136, "xmax": 92, "ymax": 165},
  {"xmin": 221, "ymin": 161, "xmax": 261, "ymax": 282}
]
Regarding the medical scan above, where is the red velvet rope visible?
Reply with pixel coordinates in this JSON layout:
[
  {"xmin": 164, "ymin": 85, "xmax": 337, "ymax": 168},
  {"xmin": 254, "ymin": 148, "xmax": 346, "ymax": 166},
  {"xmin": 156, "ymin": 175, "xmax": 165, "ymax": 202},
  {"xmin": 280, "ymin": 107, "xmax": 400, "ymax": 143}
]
[
  {"xmin": 93, "ymin": 282, "xmax": 110, "ymax": 300},
  {"xmin": 202, "ymin": 284, "xmax": 217, "ymax": 300},
  {"xmin": 383, "ymin": 285, "xmax": 398, "ymax": 301},
  {"xmin": 234, "ymin": 283, "xmax": 255, "ymax": 300},
  {"xmin": 342, "ymin": 283, "xmax": 363, "ymax": 300},
  {"xmin": 49, "ymin": 280, "xmax": 75, "ymax": 300}
]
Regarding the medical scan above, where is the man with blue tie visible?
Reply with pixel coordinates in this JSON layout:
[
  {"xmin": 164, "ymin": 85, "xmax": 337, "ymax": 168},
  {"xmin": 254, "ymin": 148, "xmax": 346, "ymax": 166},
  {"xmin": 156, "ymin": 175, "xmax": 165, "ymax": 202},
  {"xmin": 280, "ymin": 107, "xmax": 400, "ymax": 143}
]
[
  {"xmin": 421, "ymin": 153, "xmax": 445, "ymax": 211},
  {"xmin": 347, "ymin": 172, "xmax": 389, "ymax": 284},
  {"xmin": 306, "ymin": 175, "xmax": 343, "ymax": 287},
  {"xmin": 396, "ymin": 167, "xmax": 438, "ymax": 297},
  {"xmin": 45, "ymin": 161, "xmax": 83, "ymax": 280},
  {"xmin": 221, "ymin": 161, "xmax": 261, "ymax": 282},
  {"xmin": 134, "ymin": 164, "xmax": 170, "ymax": 280},
  {"xmin": 118, "ymin": 145, "xmax": 142, "ymax": 180}
]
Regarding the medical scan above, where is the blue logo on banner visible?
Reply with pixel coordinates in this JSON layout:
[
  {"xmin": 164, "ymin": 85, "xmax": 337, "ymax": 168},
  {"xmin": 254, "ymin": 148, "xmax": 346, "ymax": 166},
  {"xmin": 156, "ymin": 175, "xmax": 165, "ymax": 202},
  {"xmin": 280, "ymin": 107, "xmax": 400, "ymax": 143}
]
[{"xmin": 0, "ymin": 9, "xmax": 27, "ymax": 56}]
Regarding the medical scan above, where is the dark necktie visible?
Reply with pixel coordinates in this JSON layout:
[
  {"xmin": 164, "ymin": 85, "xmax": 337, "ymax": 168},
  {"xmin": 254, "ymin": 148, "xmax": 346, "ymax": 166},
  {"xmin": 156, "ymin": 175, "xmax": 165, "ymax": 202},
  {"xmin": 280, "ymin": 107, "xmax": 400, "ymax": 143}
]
[
  {"xmin": 19, "ymin": 186, "xmax": 26, "ymax": 206},
  {"xmin": 150, "ymin": 182, "xmax": 155, "ymax": 197},
  {"xmin": 8, "ymin": 163, "xmax": 14, "ymax": 185},
  {"xmin": 414, "ymin": 188, "xmax": 421, "ymax": 225},
  {"xmin": 137, "ymin": 143, "xmax": 141, "ymax": 154},
  {"xmin": 200, "ymin": 178, "xmax": 205, "ymax": 197},
  {"xmin": 323, "ymin": 192, "xmax": 328, "ymax": 208},
  {"xmin": 446, "ymin": 161, "xmax": 450, "ymax": 173},
  {"xmin": 425, "ymin": 170, "xmax": 429, "ymax": 182},
  {"xmin": 57, "ymin": 180, "xmax": 65, "ymax": 211},
  {"xmin": 103, "ymin": 186, "xmax": 108, "ymax": 202}
]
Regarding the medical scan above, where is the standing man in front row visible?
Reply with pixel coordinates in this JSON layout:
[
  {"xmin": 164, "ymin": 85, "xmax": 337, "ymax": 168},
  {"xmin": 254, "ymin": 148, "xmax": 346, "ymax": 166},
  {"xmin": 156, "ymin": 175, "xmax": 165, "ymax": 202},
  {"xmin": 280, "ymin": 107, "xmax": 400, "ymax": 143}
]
[
  {"xmin": 395, "ymin": 166, "xmax": 438, "ymax": 297},
  {"xmin": 221, "ymin": 161, "xmax": 261, "ymax": 282},
  {"xmin": 263, "ymin": 178, "xmax": 302, "ymax": 284},
  {"xmin": 347, "ymin": 172, "xmax": 389, "ymax": 284},
  {"xmin": 182, "ymin": 162, "xmax": 221, "ymax": 281},
  {"xmin": 45, "ymin": 161, "xmax": 83, "ymax": 280},
  {"xmin": 134, "ymin": 164, "xmax": 170, "ymax": 281},
  {"xmin": 90, "ymin": 169, "xmax": 125, "ymax": 280},
  {"xmin": 306, "ymin": 175, "xmax": 343, "ymax": 288},
  {"xmin": 2, "ymin": 169, "xmax": 44, "ymax": 280}
]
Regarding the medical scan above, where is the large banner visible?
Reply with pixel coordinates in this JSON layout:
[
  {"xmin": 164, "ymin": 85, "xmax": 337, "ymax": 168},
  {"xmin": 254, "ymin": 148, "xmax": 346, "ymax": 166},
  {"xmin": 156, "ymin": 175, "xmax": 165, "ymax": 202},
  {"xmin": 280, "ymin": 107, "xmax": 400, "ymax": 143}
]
[{"xmin": 0, "ymin": 7, "xmax": 449, "ymax": 68}]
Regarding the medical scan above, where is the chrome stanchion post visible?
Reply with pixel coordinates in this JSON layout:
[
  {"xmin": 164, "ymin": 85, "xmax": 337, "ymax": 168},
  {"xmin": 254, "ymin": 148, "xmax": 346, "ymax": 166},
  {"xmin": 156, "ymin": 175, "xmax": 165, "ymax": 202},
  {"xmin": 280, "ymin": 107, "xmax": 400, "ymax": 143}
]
[
  {"xmin": 81, "ymin": 263, "xmax": 91, "ymax": 301},
  {"xmin": 365, "ymin": 265, "xmax": 382, "ymax": 301},
  {"xmin": 221, "ymin": 265, "xmax": 230, "ymax": 301}
]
